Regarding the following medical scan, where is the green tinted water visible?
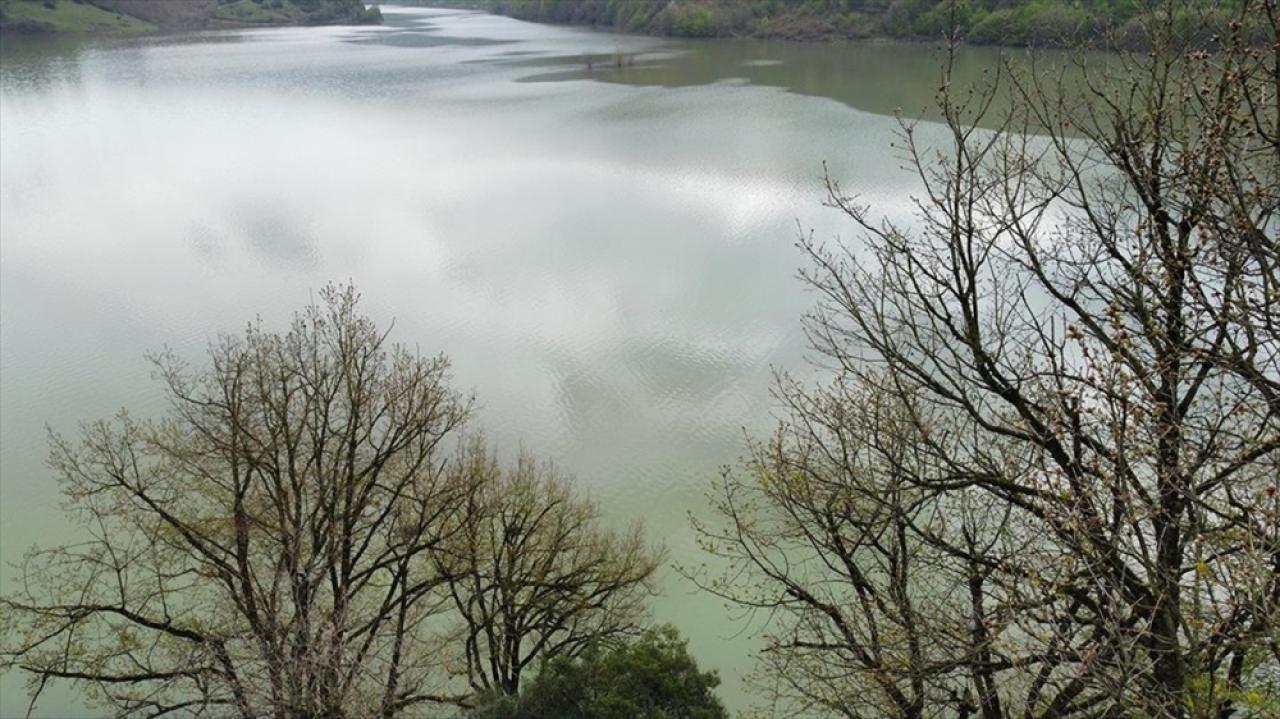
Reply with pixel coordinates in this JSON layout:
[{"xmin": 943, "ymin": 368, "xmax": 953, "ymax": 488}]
[{"xmin": 0, "ymin": 7, "xmax": 1003, "ymax": 715}]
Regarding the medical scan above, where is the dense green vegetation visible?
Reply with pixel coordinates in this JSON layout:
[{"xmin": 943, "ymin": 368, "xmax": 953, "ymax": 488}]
[
  {"xmin": 211, "ymin": 0, "xmax": 383, "ymax": 26},
  {"xmin": 433, "ymin": 0, "xmax": 1261, "ymax": 47},
  {"xmin": 466, "ymin": 626, "xmax": 729, "ymax": 719},
  {"xmin": 0, "ymin": 0, "xmax": 153, "ymax": 33},
  {"xmin": 0, "ymin": 0, "xmax": 380, "ymax": 33}
]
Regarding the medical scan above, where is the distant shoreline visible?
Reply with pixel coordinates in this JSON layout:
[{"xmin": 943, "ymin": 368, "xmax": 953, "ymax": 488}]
[
  {"xmin": 401, "ymin": 1, "xmax": 1268, "ymax": 51},
  {"xmin": 0, "ymin": 0, "xmax": 382, "ymax": 36}
]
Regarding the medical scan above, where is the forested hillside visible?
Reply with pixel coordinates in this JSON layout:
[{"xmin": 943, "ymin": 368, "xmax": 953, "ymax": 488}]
[
  {"xmin": 0, "ymin": 0, "xmax": 381, "ymax": 33},
  {"xmin": 433, "ymin": 0, "xmax": 1262, "ymax": 46}
]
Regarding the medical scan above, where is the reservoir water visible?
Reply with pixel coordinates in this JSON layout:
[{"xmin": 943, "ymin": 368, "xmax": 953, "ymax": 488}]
[{"xmin": 0, "ymin": 7, "xmax": 1002, "ymax": 714}]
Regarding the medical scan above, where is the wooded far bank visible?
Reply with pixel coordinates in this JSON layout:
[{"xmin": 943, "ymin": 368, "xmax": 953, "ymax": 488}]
[{"xmin": 414, "ymin": 0, "xmax": 1273, "ymax": 47}]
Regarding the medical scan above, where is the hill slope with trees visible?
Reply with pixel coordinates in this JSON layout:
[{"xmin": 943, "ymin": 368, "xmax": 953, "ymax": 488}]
[
  {"xmin": 424, "ymin": 0, "xmax": 1262, "ymax": 47},
  {"xmin": 0, "ymin": 0, "xmax": 380, "ymax": 34}
]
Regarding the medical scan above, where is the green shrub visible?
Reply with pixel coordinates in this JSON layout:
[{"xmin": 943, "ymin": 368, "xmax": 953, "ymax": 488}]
[
  {"xmin": 671, "ymin": 4, "xmax": 719, "ymax": 37},
  {"xmin": 968, "ymin": 7, "xmax": 1018, "ymax": 44},
  {"xmin": 912, "ymin": 0, "xmax": 974, "ymax": 38},
  {"xmin": 881, "ymin": 0, "xmax": 927, "ymax": 36},
  {"xmin": 466, "ymin": 626, "xmax": 728, "ymax": 719},
  {"xmin": 1021, "ymin": 4, "xmax": 1090, "ymax": 46}
]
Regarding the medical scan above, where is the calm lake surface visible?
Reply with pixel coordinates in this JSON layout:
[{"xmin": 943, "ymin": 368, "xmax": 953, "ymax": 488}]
[{"xmin": 0, "ymin": 7, "xmax": 1001, "ymax": 715}]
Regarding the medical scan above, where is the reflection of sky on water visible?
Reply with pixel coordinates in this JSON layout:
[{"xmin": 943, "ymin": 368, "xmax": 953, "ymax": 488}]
[{"xmin": 0, "ymin": 6, "xmax": 946, "ymax": 715}]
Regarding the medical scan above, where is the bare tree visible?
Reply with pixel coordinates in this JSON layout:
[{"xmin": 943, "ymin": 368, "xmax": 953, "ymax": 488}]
[
  {"xmin": 1, "ymin": 285, "xmax": 475, "ymax": 718},
  {"xmin": 692, "ymin": 378, "xmax": 1034, "ymax": 719},
  {"xmin": 433, "ymin": 438, "xmax": 662, "ymax": 700},
  {"xmin": 692, "ymin": 2, "xmax": 1280, "ymax": 718}
]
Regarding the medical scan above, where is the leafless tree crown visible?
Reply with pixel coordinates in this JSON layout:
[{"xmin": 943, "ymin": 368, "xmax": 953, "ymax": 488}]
[
  {"xmin": 1, "ymin": 285, "xmax": 659, "ymax": 718},
  {"xmin": 691, "ymin": 3, "xmax": 1280, "ymax": 718},
  {"xmin": 433, "ymin": 438, "xmax": 661, "ymax": 698}
]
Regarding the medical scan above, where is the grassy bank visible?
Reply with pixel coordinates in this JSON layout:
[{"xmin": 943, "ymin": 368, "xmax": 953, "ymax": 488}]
[
  {"xmin": 0, "ymin": 0, "xmax": 381, "ymax": 34},
  {"xmin": 0, "ymin": 0, "xmax": 153, "ymax": 34}
]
